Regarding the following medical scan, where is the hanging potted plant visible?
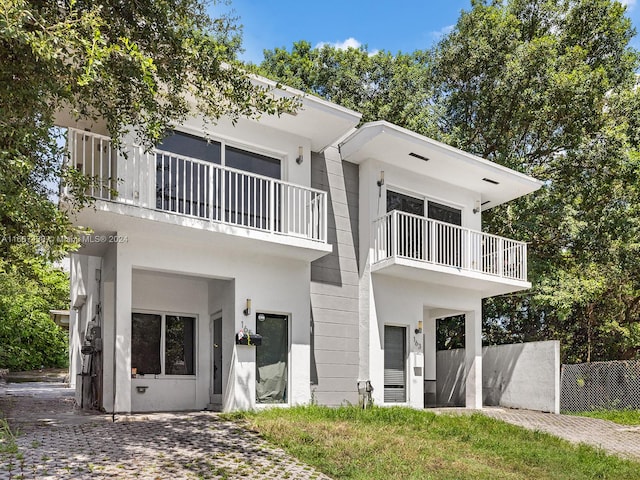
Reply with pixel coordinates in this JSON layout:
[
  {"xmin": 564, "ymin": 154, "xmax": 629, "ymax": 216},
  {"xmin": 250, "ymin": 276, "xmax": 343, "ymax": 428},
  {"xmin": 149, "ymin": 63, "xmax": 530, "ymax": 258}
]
[{"xmin": 235, "ymin": 326, "xmax": 262, "ymax": 346}]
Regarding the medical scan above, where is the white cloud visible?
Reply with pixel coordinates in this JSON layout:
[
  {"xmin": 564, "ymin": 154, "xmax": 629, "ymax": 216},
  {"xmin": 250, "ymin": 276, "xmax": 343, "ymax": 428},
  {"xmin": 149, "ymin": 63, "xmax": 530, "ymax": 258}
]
[
  {"xmin": 430, "ymin": 24, "xmax": 454, "ymax": 41},
  {"xmin": 314, "ymin": 37, "xmax": 362, "ymax": 50}
]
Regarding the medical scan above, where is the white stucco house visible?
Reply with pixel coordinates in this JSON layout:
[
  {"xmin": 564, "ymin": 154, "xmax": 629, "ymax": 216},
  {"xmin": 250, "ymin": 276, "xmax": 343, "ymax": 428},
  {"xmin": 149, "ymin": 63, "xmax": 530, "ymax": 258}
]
[{"xmin": 61, "ymin": 77, "xmax": 541, "ymax": 413}]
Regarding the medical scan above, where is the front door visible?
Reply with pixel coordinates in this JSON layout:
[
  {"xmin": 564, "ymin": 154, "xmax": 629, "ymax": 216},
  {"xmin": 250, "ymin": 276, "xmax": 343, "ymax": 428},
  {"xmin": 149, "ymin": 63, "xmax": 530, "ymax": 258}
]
[
  {"xmin": 211, "ymin": 315, "xmax": 222, "ymax": 405},
  {"xmin": 255, "ymin": 313, "xmax": 289, "ymax": 404},
  {"xmin": 384, "ymin": 325, "xmax": 407, "ymax": 403}
]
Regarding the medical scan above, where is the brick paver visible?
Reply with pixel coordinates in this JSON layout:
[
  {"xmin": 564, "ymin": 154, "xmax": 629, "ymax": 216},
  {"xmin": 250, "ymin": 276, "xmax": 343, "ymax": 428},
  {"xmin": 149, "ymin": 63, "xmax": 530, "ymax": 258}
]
[
  {"xmin": 481, "ymin": 408, "xmax": 640, "ymax": 460},
  {"xmin": 0, "ymin": 382, "xmax": 330, "ymax": 480}
]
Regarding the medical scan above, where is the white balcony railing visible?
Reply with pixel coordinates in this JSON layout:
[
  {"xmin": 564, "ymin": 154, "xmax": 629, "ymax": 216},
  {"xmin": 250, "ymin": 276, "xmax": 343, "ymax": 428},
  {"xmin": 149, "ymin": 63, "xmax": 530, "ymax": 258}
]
[
  {"xmin": 66, "ymin": 128, "xmax": 327, "ymax": 242},
  {"xmin": 373, "ymin": 210, "xmax": 528, "ymax": 281}
]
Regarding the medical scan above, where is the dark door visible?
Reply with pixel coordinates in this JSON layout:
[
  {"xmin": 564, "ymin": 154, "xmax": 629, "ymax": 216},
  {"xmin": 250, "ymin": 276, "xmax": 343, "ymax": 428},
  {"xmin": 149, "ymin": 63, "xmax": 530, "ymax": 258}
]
[
  {"xmin": 213, "ymin": 317, "xmax": 222, "ymax": 396},
  {"xmin": 255, "ymin": 313, "xmax": 288, "ymax": 403},
  {"xmin": 384, "ymin": 325, "xmax": 407, "ymax": 402}
]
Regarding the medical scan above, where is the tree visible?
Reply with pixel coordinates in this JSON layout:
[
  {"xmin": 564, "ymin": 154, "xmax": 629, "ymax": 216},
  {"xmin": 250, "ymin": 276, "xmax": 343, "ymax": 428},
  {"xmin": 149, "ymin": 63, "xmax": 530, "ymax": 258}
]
[
  {"xmin": 0, "ymin": 0, "xmax": 295, "ymax": 370},
  {"xmin": 430, "ymin": 0, "xmax": 640, "ymax": 362},
  {"xmin": 0, "ymin": 258, "xmax": 69, "ymax": 370},
  {"xmin": 1, "ymin": 0, "xmax": 294, "ymax": 263},
  {"xmin": 259, "ymin": 1, "xmax": 640, "ymax": 362},
  {"xmin": 259, "ymin": 41, "xmax": 438, "ymax": 136}
]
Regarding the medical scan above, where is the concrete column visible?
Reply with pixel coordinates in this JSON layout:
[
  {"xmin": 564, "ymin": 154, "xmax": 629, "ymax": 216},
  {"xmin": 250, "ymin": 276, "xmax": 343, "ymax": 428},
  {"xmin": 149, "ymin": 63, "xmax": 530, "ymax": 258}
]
[
  {"xmin": 113, "ymin": 244, "xmax": 132, "ymax": 413},
  {"xmin": 464, "ymin": 308, "xmax": 483, "ymax": 409},
  {"xmin": 423, "ymin": 310, "xmax": 437, "ymax": 406}
]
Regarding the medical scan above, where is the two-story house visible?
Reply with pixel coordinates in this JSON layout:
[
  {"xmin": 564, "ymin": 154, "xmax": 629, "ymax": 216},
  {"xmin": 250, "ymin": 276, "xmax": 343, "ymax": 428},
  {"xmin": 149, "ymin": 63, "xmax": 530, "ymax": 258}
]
[{"xmin": 62, "ymin": 77, "xmax": 540, "ymax": 413}]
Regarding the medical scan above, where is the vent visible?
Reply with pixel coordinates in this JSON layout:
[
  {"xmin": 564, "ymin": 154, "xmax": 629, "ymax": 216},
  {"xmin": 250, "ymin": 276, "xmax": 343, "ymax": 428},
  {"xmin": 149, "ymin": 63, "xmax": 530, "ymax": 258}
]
[
  {"xmin": 481, "ymin": 201, "xmax": 490, "ymax": 206},
  {"xmin": 482, "ymin": 177, "xmax": 499, "ymax": 185},
  {"xmin": 409, "ymin": 152, "xmax": 430, "ymax": 162}
]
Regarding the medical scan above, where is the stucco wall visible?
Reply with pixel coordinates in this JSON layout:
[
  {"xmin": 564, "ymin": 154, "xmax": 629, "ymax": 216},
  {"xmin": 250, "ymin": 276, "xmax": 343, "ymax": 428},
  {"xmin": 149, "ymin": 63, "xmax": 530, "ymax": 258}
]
[
  {"xmin": 93, "ymin": 224, "xmax": 313, "ymax": 413},
  {"xmin": 310, "ymin": 148, "xmax": 360, "ymax": 406},
  {"xmin": 436, "ymin": 340, "xmax": 560, "ymax": 413}
]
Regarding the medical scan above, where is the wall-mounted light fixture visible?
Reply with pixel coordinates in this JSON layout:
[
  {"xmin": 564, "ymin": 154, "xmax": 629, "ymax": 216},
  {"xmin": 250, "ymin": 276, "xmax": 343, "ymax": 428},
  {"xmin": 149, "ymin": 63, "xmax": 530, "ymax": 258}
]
[
  {"xmin": 415, "ymin": 320, "xmax": 423, "ymax": 335},
  {"xmin": 473, "ymin": 200, "xmax": 481, "ymax": 214},
  {"xmin": 376, "ymin": 171, "xmax": 385, "ymax": 198},
  {"xmin": 296, "ymin": 146, "xmax": 304, "ymax": 165},
  {"xmin": 243, "ymin": 298, "xmax": 251, "ymax": 316}
]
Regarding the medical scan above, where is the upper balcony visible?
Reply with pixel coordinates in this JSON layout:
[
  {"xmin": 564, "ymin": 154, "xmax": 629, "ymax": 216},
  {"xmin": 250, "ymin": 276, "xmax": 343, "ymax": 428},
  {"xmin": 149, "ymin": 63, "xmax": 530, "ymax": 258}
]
[
  {"xmin": 64, "ymin": 128, "xmax": 331, "ymax": 260},
  {"xmin": 372, "ymin": 210, "xmax": 531, "ymax": 297}
]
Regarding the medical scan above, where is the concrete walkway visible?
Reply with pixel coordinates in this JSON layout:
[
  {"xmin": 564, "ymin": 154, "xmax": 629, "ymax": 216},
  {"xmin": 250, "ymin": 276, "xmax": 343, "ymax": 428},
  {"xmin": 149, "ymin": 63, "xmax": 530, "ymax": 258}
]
[
  {"xmin": 481, "ymin": 408, "xmax": 640, "ymax": 461},
  {"xmin": 0, "ymin": 382, "xmax": 330, "ymax": 480}
]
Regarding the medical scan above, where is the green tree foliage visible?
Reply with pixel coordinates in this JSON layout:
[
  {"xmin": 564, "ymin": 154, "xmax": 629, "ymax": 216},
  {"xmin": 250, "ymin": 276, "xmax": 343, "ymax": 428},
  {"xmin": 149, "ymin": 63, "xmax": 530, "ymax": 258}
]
[
  {"xmin": 259, "ymin": 0, "xmax": 640, "ymax": 362},
  {"xmin": 259, "ymin": 41, "xmax": 437, "ymax": 135},
  {"xmin": 0, "ymin": 259, "xmax": 69, "ymax": 370},
  {"xmin": 432, "ymin": 0, "xmax": 640, "ymax": 363}
]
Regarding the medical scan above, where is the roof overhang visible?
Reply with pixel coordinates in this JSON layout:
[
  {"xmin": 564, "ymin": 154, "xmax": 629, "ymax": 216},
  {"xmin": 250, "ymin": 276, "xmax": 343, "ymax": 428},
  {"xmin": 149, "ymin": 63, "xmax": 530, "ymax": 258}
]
[
  {"xmin": 339, "ymin": 121, "xmax": 542, "ymax": 210},
  {"xmin": 251, "ymin": 75, "xmax": 362, "ymax": 152}
]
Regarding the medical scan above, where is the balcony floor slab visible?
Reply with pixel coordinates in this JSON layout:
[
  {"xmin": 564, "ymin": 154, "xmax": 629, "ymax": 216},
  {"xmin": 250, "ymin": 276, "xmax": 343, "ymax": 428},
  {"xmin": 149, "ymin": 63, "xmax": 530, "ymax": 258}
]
[
  {"xmin": 72, "ymin": 200, "xmax": 332, "ymax": 262},
  {"xmin": 371, "ymin": 256, "xmax": 531, "ymax": 298}
]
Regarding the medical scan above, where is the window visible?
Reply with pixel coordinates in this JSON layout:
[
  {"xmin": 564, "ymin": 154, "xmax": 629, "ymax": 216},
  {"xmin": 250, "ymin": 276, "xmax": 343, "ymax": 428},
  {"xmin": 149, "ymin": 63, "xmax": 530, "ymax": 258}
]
[
  {"xmin": 157, "ymin": 131, "xmax": 222, "ymax": 164},
  {"xmin": 154, "ymin": 131, "xmax": 283, "ymax": 229},
  {"xmin": 131, "ymin": 312, "xmax": 195, "ymax": 376},
  {"xmin": 155, "ymin": 131, "xmax": 220, "ymax": 218},
  {"xmin": 427, "ymin": 201, "xmax": 462, "ymax": 226},
  {"xmin": 387, "ymin": 190, "xmax": 425, "ymax": 259}
]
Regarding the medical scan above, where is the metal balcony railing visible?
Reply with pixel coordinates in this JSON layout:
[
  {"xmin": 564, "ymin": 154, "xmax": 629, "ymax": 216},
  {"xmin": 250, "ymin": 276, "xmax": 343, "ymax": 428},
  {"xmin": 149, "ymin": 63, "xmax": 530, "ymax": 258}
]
[
  {"xmin": 65, "ymin": 128, "xmax": 327, "ymax": 242},
  {"xmin": 372, "ymin": 210, "xmax": 528, "ymax": 281}
]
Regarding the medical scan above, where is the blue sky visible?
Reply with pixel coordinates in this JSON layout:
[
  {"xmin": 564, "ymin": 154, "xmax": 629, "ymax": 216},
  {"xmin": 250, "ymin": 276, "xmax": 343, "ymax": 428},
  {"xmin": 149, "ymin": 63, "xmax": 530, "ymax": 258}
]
[{"xmin": 213, "ymin": 0, "xmax": 640, "ymax": 64}]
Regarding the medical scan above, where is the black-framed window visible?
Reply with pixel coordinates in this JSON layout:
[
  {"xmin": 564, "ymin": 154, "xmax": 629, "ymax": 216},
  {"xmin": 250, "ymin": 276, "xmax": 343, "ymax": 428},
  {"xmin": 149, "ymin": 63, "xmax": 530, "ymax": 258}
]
[
  {"xmin": 428, "ymin": 201, "xmax": 462, "ymax": 226},
  {"xmin": 131, "ymin": 312, "xmax": 196, "ymax": 376},
  {"xmin": 157, "ymin": 131, "xmax": 221, "ymax": 164}
]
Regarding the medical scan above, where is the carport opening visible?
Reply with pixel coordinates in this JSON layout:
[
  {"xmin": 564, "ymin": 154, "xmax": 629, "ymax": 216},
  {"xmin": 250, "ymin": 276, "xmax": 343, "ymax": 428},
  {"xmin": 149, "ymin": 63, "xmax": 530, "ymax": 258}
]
[{"xmin": 432, "ymin": 315, "xmax": 466, "ymax": 408}]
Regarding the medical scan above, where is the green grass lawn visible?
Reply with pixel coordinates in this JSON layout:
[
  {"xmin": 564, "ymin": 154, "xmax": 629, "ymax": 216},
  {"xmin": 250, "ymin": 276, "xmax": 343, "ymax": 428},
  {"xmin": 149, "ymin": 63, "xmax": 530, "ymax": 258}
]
[
  {"xmin": 228, "ymin": 406, "xmax": 640, "ymax": 480},
  {"xmin": 567, "ymin": 409, "xmax": 640, "ymax": 425}
]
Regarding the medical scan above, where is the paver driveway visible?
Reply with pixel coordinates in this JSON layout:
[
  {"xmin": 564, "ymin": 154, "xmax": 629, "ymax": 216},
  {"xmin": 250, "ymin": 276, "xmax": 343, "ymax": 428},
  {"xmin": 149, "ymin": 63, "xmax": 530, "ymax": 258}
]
[
  {"xmin": 481, "ymin": 408, "xmax": 640, "ymax": 461},
  {"xmin": 0, "ymin": 382, "xmax": 330, "ymax": 480}
]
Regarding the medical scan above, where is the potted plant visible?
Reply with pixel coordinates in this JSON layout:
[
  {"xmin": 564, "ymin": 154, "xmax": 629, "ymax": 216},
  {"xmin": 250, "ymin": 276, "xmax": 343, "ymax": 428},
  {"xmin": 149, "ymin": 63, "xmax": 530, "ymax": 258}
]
[{"xmin": 235, "ymin": 326, "xmax": 262, "ymax": 346}]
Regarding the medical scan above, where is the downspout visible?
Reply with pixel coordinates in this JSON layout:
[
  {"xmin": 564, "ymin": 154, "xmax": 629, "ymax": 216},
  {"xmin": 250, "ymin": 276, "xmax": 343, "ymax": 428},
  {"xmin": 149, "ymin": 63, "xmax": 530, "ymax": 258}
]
[{"xmin": 112, "ymin": 260, "xmax": 117, "ymax": 422}]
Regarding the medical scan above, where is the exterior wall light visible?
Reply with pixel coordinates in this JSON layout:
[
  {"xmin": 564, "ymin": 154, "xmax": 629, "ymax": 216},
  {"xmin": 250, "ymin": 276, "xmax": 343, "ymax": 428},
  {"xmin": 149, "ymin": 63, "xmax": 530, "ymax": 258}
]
[
  {"xmin": 415, "ymin": 320, "xmax": 423, "ymax": 334},
  {"xmin": 377, "ymin": 170, "xmax": 385, "ymax": 187},
  {"xmin": 243, "ymin": 298, "xmax": 251, "ymax": 316},
  {"xmin": 296, "ymin": 146, "xmax": 304, "ymax": 164},
  {"xmin": 473, "ymin": 200, "xmax": 481, "ymax": 214}
]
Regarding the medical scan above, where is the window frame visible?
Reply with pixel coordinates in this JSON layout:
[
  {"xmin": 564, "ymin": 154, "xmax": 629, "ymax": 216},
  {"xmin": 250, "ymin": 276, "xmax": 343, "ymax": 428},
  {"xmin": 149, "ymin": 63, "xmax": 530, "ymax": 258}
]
[
  {"xmin": 385, "ymin": 185, "xmax": 465, "ymax": 226},
  {"xmin": 131, "ymin": 309, "xmax": 198, "ymax": 378},
  {"xmin": 161, "ymin": 127, "xmax": 288, "ymax": 180}
]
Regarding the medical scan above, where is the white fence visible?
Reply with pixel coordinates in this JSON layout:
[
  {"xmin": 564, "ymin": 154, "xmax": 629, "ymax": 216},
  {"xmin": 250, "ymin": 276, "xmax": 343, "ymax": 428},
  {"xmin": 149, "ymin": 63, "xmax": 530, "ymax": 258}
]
[
  {"xmin": 373, "ymin": 210, "xmax": 527, "ymax": 281},
  {"xmin": 66, "ymin": 128, "xmax": 327, "ymax": 242}
]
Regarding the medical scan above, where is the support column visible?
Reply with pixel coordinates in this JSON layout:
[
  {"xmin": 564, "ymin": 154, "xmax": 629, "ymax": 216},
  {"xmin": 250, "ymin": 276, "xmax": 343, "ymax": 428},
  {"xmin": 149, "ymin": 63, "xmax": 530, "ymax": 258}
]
[
  {"xmin": 423, "ymin": 310, "xmax": 437, "ymax": 406},
  {"xmin": 464, "ymin": 308, "xmax": 483, "ymax": 409},
  {"xmin": 113, "ymin": 244, "xmax": 132, "ymax": 413}
]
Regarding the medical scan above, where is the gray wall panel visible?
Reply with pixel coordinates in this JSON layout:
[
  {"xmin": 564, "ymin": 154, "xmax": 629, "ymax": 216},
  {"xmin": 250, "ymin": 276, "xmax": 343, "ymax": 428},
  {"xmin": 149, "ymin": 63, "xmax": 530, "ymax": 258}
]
[{"xmin": 310, "ymin": 149, "xmax": 360, "ymax": 406}]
